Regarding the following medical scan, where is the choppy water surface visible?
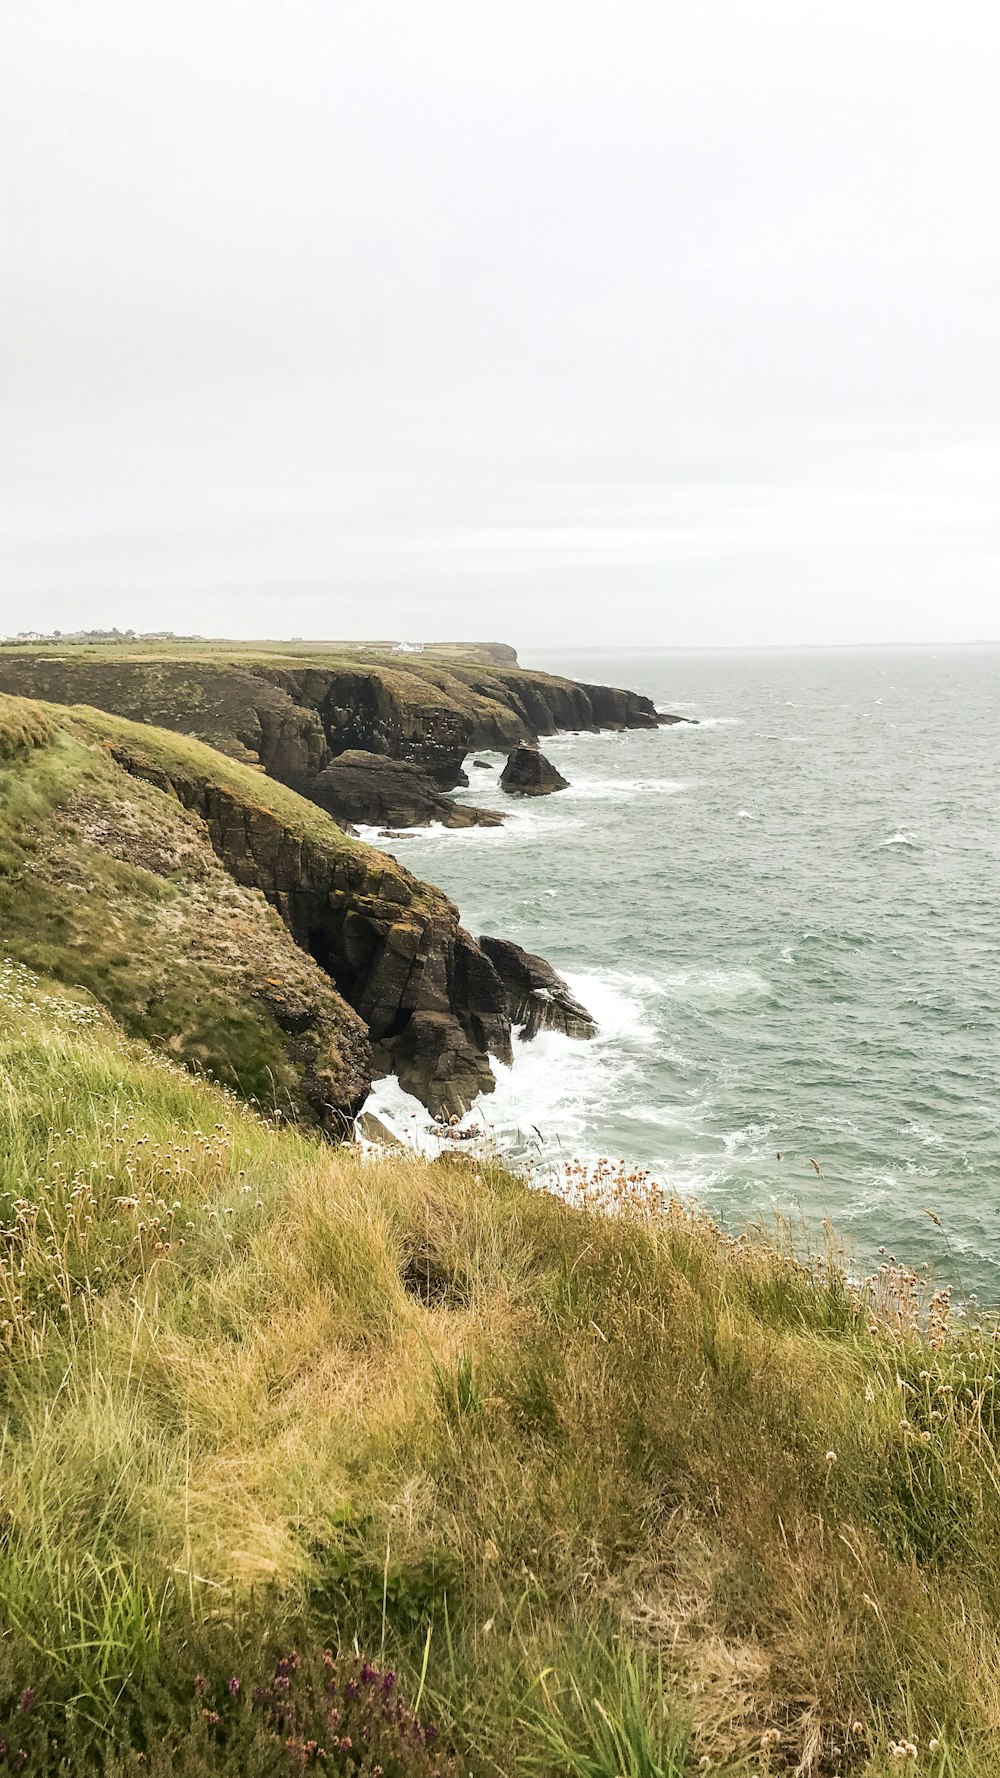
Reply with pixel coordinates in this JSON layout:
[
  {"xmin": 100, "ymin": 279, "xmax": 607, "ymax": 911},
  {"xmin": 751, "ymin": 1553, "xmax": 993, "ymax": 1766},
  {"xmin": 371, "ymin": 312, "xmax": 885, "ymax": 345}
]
[{"xmin": 368, "ymin": 646, "xmax": 1000, "ymax": 1298}]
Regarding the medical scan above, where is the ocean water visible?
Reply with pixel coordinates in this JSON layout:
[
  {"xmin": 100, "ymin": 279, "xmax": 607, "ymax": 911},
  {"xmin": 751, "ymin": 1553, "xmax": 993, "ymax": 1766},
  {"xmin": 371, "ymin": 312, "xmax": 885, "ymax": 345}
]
[{"xmin": 367, "ymin": 646, "xmax": 1000, "ymax": 1300}]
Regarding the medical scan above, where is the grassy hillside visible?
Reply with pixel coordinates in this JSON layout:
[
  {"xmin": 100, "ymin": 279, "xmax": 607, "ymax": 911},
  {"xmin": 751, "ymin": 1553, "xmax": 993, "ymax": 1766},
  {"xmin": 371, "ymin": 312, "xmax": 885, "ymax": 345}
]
[
  {"xmin": 0, "ymin": 948, "xmax": 998, "ymax": 1774},
  {"xmin": 0, "ymin": 694, "xmax": 526, "ymax": 1121}
]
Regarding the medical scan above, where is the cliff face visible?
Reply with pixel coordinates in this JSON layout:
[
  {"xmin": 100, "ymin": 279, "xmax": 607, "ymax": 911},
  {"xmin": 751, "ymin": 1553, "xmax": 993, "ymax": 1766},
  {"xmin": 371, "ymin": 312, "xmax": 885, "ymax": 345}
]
[{"xmin": 0, "ymin": 644, "xmax": 674, "ymax": 815}]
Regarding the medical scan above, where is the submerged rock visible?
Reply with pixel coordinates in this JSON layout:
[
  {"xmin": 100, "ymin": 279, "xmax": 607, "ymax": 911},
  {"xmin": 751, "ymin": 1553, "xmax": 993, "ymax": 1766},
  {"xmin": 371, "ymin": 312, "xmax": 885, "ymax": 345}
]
[
  {"xmin": 499, "ymin": 743, "xmax": 569, "ymax": 797},
  {"xmin": 479, "ymin": 935, "xmax": 597, "ymax": 1042}
]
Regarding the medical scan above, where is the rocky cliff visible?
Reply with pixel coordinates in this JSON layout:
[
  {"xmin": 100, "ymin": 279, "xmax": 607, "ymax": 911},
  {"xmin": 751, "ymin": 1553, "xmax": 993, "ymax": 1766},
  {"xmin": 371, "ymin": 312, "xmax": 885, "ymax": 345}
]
[
  {"xmin": 0, "ymin": 642, "xmax": 682, "ymax": 820},
  {"xmin": 57, "ymin": 705, "xmax": 522, "ymax": 1119}
]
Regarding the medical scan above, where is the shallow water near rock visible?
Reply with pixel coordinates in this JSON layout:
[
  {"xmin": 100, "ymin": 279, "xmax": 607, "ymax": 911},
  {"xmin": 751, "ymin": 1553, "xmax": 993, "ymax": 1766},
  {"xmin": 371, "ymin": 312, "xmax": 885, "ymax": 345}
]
[{"xmin": 368, "ymin": 644, "xmax": 1000, "ymax": 1300}]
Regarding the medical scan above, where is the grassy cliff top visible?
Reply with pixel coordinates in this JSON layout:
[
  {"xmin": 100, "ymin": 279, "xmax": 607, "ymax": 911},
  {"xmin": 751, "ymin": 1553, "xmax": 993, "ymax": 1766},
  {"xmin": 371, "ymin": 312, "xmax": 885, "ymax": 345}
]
[
  {"xmin": 0, "ymin": 637, "xmax": 604, "ymax": 701},
  {"xmin": 0, "ymin": 936, "xmax": 997, "ymax": 1772},
  {"xmin": 0, "ymin": 637, "xmax": 518, "ymax": 670},
  {"xmin": 64, "ymin": 701, "xmax": 373, "ymax": 855}
]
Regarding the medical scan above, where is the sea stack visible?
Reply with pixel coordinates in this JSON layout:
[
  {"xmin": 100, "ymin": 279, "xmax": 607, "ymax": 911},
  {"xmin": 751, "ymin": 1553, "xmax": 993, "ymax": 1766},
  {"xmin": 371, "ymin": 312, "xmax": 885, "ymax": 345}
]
[{"xmin": 500, "ymin": 742, "xmax": 569, "ymax": 796}]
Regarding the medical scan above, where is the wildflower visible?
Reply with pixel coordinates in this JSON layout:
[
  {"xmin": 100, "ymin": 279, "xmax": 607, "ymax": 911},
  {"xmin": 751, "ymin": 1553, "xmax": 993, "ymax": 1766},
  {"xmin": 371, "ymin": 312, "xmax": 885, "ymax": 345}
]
[
  {"xmin": 193, "ymin": 1674, "xmax": 207, "ymax": 1697},
  {"xmin": 201, "ymin": 1710, "xmax": 221, "ymax": 1727},
  {"xmin": 360, "ymin": 1661, "xmax": 377, "ymax": 1685},
  {"xmin": 19, "ymin": 1688, "xmax": 35, "ymax": 1712},
  {"xmin": 228, "ymin": 1675, "xmax": 241, "ymax": 1697},
  {"xmin": 825, "ymin": 1450, "xmax": 837, "ymax": 1464},
  {"xmin": 851, "ymin": 1720, "xmax": 866, "ymax": 1735},
  {"xmin": 760, "ymin": 1727, "xmax": 781, "ymax": 1750},
  {"xmin": 343, "ymin": 1680, "xmax": 359, "ymax": 1700},
  {"xmin": 381, "ymin": 1671, "xmax": 396, "ymax": 1695},
  {"xmin": 274, "ymin": 1675, "xmax": 291, "ymax": 1693},
  {"xmin": 929, "ymin": 1737, "xmax": 941, "ymax": 1752}
]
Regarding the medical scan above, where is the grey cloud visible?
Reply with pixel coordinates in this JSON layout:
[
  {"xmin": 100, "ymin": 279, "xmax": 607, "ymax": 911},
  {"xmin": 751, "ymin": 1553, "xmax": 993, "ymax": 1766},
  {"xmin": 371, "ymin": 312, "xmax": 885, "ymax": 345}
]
[{"xmin": 1, "ymin": 1, "xmax": 998, "ymax": 643}]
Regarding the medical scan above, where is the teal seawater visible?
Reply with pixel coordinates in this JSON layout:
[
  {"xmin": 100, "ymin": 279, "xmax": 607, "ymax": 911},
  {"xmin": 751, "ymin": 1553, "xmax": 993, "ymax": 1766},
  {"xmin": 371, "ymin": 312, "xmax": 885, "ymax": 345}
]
[{"xmin": 371, "ymin": 646, "xmax": 1000, "ymax": 1300}]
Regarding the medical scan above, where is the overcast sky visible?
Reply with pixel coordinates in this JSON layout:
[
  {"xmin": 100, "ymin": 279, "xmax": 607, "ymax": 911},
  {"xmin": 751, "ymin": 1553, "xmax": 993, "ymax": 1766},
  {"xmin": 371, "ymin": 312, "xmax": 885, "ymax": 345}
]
[{"xmin": 1, "ymin": 1, "xmax": 999, "ymax": 647}]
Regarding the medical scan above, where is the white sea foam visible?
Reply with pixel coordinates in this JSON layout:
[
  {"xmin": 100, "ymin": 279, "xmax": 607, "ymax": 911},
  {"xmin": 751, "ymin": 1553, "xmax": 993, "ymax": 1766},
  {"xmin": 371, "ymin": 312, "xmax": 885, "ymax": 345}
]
[
  {"xmin": 880, "ymin": 829, "xmax": 919, "ymax": 848},
  {"xmin": 562, "ymin": 777, "xmax": 688, "ymax": 802},
  {"xmin": 356, "ymin": 806, "xmax": 581, "ymax": 850},
  {"xmin": 363, "ymin": 967, "xmax": 666, "ymax": 1171},
  {"xmin": 681, "ymin": 715, "xmax": 743, "ymax": 728},
  {"xmin": 722, "ymin": 1122, "xmax": 773, "ymax": 1156},
  {"xmin": 606, "ymin": 965, "xmax": 771, "ymax": 1003}
]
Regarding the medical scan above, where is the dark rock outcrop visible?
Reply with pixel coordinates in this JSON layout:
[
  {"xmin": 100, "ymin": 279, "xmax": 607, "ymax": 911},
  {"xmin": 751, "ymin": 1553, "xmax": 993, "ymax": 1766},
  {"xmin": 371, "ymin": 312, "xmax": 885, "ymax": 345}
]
[
  {"xmin": 310, "ymin": 751, "xmax": 502, "ymax": 830},
  {"xmin": 479, "ymin": 936, "xmax": 597, "ymax": 1042},
  {"xmin": 500, "ymin": 744, "xmax": 569, "ymax": 797}
]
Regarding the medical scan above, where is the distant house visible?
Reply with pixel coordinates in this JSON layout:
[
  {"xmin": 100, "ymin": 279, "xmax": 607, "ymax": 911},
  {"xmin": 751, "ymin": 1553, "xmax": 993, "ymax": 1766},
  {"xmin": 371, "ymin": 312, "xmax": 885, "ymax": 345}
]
[{"xmin": 394, "ymin": 641, "xmax": 424, "ymax": 654}]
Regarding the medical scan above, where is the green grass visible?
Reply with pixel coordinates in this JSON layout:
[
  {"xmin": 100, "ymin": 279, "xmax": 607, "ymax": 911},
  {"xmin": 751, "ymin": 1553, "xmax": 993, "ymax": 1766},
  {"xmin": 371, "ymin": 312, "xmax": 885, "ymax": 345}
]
[
  {"xmin": 1, "ymin": 960, "xmax": 999, "ymax": 1772},
  {"xmin": 0, "ymin": 691, "xmax": 53, "ymax": 759}
]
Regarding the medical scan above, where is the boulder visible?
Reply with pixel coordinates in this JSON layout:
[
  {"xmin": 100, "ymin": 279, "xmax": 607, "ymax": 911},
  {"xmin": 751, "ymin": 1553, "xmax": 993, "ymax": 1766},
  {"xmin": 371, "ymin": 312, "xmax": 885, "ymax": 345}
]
[
  {"xmin": 478, "ymin": 935, "xmax": 597, "ymax": 1042},
  {"xmin": 310, "ymin": 751, "xmax": 503, "ymax": 830},
  {"xmin": 354, "ymin": 1109, "xmax": 404, "ymax": 1148},
  {"xmin": 471, "ymin": 759, "xmax": 493, "ymax": 769},
  {"xmin": 499, "ymin": 743, "xmax": 569, "ymax": 797},
  {"xmin": 389, "ymin": 1011, "xmax": 496, "ymax": 1119}
]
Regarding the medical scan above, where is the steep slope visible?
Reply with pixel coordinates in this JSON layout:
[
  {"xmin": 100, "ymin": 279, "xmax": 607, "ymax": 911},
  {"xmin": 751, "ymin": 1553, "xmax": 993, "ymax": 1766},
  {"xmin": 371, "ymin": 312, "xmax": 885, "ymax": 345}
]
[
  {"xmin": 0, "ymin": 695, "xmax": 518, "ymax": 1117},
  {"xmin": 0, "ymin": 695, "xmax": 371, "ymax": 1129}
]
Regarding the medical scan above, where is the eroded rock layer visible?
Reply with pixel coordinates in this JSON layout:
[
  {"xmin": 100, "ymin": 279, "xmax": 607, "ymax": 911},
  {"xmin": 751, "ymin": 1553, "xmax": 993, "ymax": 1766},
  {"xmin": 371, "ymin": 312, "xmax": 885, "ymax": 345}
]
[{"xmin": 479, "ymin": 936, "xmax": 597, "ymax": 1042}]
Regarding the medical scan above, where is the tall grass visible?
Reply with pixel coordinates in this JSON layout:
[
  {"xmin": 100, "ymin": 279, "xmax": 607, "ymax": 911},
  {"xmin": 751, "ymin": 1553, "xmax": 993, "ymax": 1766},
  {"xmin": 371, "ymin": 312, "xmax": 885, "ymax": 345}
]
[{"xmin": 1, "ymin": 961, "xmax": 999, "ymax": 1772}]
